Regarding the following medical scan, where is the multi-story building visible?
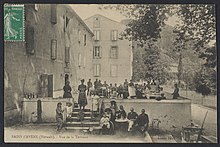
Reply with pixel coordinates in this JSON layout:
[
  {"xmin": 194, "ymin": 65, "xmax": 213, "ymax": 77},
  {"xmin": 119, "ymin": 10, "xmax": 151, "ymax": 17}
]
[
  {"xmin": 4, "ymin": 4, "xmax": 93, "ymax": 125},
  {"xmin": 84, "ymin": 14, "xmax": 132, "ymax": 84}
]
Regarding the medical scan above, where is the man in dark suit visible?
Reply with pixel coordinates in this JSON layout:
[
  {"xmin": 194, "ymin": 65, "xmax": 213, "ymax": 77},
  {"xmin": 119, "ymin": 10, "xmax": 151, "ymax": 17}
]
[{"xmin": 135, "ymin": 109, "xmax": 149, "ymax": 135}]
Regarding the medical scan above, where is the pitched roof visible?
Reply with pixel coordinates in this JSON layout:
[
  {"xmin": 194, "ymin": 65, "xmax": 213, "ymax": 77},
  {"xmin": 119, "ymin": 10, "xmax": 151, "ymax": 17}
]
[
  {"xmin": 62, "ymin": 5, "xmax": 94, "ymax": 36},
  {"xmin": 84, "ymin": 14, "xmax": 126, "ymax": 26}
]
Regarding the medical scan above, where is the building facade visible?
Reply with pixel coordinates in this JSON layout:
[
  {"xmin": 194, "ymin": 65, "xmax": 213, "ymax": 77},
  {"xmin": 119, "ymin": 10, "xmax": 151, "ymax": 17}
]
[
  {"xmin": 84, "ymin": 14, "xmax": 132, "ymax": 84},
  {"xmin": 4, "ymin": 4, "xmax": 93, "ymax": 125}
]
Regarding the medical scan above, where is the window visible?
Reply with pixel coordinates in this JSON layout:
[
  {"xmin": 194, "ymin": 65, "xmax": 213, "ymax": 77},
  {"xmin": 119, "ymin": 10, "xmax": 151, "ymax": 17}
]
[
  {"xmin": 83, "ymin": 34, "xmax": 86, "ymax": 46},
  {"xmin": 94, "ymin": 30, "xmax": 100, "ymax": 41},
  {"xmin": 94, "ymin": 64, "xmax": 101, "ymax": 77},
  {"xmin": 78, "ymin": 30, "xmax": 81, "ymax": 43},
  {"xmin": 50, "ymin": 5, "xmax": 57, "ymax": 24},
  {"xmin": 93, "ymin": 17, "xmax": 100, "ymax": 28},
  {"xmin": 110, "ymin": 46, "xmax": 118, "ymax": 59},
  {"xmin": 110, "ymin": 65, "xmax": 118, "ymax": 77},
  {"xmin": 51, "ymin": 39, "xmax": 57, "ymax": 60},
  {"xmin": 111, "ymin": 30, "xmax": 118, "ymax": 41},
  {"xmin": 83, "ymin": 56, "xmax": 86, "ymax": 68},
  {"xmin": 93, "ymin": 46, "xmax": 101, "ymax": 59},
  {"xmin": 64, "ymin": 16, "xmax": 70, "ymax": 32},
  {"xmin": 78, "ymin": 53, "xmax": 82, "ymax": 67},
  {"xmin": 65, "ymin": 47, "xmax": 70, "ymax": 65}
]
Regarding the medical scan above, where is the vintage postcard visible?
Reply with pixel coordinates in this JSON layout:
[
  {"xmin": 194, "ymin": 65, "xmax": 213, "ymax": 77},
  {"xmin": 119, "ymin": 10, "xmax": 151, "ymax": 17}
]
[{"xmin": 4, "ymin": 3, "xmax": 217, "ymax": 143}]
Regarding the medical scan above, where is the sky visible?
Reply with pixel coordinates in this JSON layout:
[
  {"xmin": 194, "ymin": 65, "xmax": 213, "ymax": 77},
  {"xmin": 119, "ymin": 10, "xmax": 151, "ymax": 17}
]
[{"xmin": 71, "ymin": 4, "xmax": 180, "ymax": 27}]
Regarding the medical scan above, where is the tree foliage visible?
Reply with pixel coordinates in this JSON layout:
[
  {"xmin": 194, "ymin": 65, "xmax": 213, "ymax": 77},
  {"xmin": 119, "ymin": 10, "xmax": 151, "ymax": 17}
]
[{"xmin": 101, "ymin": 4, "xmax": 216, "ymax": 90}]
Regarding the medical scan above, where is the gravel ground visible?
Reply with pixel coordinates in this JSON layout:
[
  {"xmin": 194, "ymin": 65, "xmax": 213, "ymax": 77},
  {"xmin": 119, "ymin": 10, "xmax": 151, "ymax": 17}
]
[{"xmin": 4, "ymin": 125, "xmax": 147, "ymax": 143}]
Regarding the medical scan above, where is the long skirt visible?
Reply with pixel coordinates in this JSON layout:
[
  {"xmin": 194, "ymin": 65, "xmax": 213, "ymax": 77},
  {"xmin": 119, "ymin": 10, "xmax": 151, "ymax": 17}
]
[
  {"xmin": 78, "ymin": 92, "xmax": 87, "ymax": 107},
  {"xmin": 129, "ymin": 86, "xmax": 136, "ymax": 97},
  {"xmin": 56, "ymin": 116, "xmax": 63, "ymax": 129}
]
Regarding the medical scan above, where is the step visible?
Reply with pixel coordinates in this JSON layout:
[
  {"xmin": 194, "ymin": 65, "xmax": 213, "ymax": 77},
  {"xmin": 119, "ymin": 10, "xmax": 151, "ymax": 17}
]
[
  {"xmin": 71, "ymin": 111, "xmax": 92, "ymax": 117},
  {"xmin": 65, "ymin": 126, "xmax": 102, "ymax": 130},
  {"xmin": 72, "ymin": 111, "xmax": 91, "ymax": 114},
  {"xmin": 67, "ymin": 116, "xmax": 92, "ymax": 121},
  {"xmin": 73, "ymin": 109, "xmax": 91, "ymax": 112},
  {"xmin": 66, "ymin": 121, "xmax": 100, "ymax": 125}
]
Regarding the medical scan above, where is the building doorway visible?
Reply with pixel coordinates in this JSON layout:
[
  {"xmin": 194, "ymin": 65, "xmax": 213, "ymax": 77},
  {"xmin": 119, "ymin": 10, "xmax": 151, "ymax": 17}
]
[{"xmin": 65, "ymin": 74, "xmax": 69, "ymax": 85}]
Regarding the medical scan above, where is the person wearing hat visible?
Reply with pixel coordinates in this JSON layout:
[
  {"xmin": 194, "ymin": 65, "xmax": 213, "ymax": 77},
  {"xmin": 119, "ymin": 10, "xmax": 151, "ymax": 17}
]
[
  {"xmin": 87, "ymin": 79, "xmax": 92, "ymax": 96},
  {"xmin": 63, "ymin": 81, "xmax": 72, "ymax": 98},
  {"xmin": 78, "ymin": 79, "xmax": 87, "ymax": 110},
  {"xmin": 56, "ymin": 102, "xmax": 64, "ymax": 131}
]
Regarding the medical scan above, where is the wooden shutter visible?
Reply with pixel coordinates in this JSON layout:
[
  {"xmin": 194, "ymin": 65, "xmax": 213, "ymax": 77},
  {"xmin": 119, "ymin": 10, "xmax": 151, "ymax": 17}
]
[
  {"xmin": 65, "ymin": 47, "xmax": 70, "ymax": 63},
  {"xmin": 51, "ymin": 39, "xmax": 57, "ymax": 60},
  {"xmin": 26, "ymin": 25, "xmax": 35, "ymax": 55},
  {"xmin": 51, "ymin": 4, "xmax": 57, "ymax": 24},
  {"xmin": 40, "ymin": 74, "xmax": 48, "ymax": 97},
  {"xmin": 48, "ymin": 74, "xmax": 53, "ymax": 97}
]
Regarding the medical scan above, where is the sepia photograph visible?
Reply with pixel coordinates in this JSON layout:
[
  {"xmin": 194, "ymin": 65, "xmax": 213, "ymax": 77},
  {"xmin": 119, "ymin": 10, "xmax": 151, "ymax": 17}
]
[{"xmin": 3, "ymin": 3, "xmax": 217, "ymax": 143}]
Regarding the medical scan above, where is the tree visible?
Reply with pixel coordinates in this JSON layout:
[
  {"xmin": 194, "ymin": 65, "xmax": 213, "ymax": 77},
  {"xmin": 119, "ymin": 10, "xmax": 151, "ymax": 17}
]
[
  {"xmin": 101, "ymin": 4, "xmax": 216, "ymax": 88},
  {"xmin": 193, "ymin": 69, "xmax": 212, "ymax": 105}
]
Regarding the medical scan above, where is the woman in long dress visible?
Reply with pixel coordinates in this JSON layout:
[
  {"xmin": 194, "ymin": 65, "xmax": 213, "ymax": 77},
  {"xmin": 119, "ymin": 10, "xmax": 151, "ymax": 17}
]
[
  {"xmin": 78, "ymin": 79, "xmax": 87, "ymax": 110},
  {"xmin": 128, "ymin": 80, "xmax": 135, "ymax": 98}
]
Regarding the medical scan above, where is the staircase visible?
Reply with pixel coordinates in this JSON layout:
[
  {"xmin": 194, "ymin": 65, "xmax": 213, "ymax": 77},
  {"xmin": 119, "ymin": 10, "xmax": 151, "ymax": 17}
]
[{"xmin": 65, "ymin": 108, "xmax": 102, "ymax": 131}]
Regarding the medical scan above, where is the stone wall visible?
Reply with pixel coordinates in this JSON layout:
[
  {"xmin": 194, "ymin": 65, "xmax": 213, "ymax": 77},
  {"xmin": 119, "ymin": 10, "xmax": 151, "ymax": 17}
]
[
  {"xmin": 103, "ymin": 99, "xmax": 191, "ymax": 131},
  {"xmin": 4, "ymin": 4, "xmax": 93, "ymax": 125}
]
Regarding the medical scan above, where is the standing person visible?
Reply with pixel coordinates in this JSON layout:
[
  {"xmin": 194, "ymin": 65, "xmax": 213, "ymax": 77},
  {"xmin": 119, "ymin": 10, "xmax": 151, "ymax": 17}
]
[
  {"xmin": 123, "ymin": 84, "xmax": 129, "ymax": 99},
  {"xmin": 56, "ymin": 102, "xmax": 64, "ymax": 131},
  {"xmin": 172, "ymin": 83, "xmax": 179, "ymax": 99},
  {"xmin": 78, "ymin": 79, "xmax": 87, "ymax": 110},
  {"xmin": 135, "ymin": 109, "xmax": 149, "ymax": 135},
  {"xmin": 112, "ymin": 83, "xmax": 118, "ymax": 97},
  {"xmin": 127, "ymin": 107, "xmax": 138, "ymax": 131},
  {"xmin": 87, "ymin": 79, "xmax": 93, "ymax": 96},
  {"xmin": 124, "ymin": 79, "xmax": 129, "ymax": 88},
  {"xmin": 63, "ymin": 81, "xmax": 72, "ymax": 98},
  {"xmin": 128, "ymin": 80, "xmax": 135, "ymax": 98},
  {"xmin": 110, "ymin": 101, "xmax": 118, "ymax": 122},
  {"xmin": 117, "ymin": 84, "xmax": 123, "ymax": 98},
  {"xmin": 108, "ymin": 83, "xmax": 113, "ymax": 97},
  {"xmin": 94, "ymin": 79, "xmax": 99, "ymax": 90}
]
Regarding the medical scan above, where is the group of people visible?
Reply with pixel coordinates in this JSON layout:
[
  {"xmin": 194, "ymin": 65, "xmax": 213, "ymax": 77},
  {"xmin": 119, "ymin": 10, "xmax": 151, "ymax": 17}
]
[
  {"xmin": 87, "ymin": 78, "xmax": 164, "ymax": 99},
  {"xmin": 100, "ymin": 101, "xmax": 149, "ymax": 135}
]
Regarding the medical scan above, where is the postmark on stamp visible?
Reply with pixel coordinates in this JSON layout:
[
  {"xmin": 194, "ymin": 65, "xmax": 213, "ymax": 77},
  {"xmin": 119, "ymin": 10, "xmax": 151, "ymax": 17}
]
[{"xmin": 4, "ymin": 4, "xmax": 24, "ymax": 41}]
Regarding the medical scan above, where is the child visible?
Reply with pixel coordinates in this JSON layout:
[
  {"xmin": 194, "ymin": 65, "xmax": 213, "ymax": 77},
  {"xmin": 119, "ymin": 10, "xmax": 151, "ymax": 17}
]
[
  {"xmin": 64, "ymin": 102, "xmax": 72, "ymax": 121},
  {"xmin": 100, "ymin": 113, "xmax": 110, "ymax": 129}
]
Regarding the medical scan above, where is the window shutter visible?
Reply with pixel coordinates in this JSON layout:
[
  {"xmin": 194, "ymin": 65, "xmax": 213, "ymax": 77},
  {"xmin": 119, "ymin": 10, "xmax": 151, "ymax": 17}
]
[
  {"xmin": 78, "ymin": 53, "xmax": 82, "ymax": 67},
  {"xmin": 100, "ymin": 47, "xmax": 102, "ymax": 58},
  {"xmin": 51, "ymin": 4, "xmax": 57, "ymax": 24},
  {"xmin": 65, "ymin": 47, "xmax": 70, "ymax": 63},
  {"xmin": 51, "ymin": 39, "xmax": 57, "ymax": 60},
  {"xmin": 26, "ymin": 25, "xmax": 35, "ymax": 55}
]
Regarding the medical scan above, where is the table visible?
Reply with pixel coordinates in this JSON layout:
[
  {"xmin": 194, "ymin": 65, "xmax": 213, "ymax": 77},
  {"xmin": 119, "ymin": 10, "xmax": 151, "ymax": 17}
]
[{"xmin": 115, "ymin": 119, "xmax": 128, "ymax": 133}]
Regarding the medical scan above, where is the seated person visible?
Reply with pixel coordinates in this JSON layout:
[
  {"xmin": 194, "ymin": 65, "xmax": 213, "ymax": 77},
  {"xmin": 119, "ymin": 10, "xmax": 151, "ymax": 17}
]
[
  {"xmin": 115, "ymin": 105, "xmax": 127, "ymax": 120},
  {"xmin": 134, "ymin": 109, "xmax": 149, "ymax": 135},
  {"xmin": 100, "ymin": 113, "xmax": 110, "ymax": 134},
  {"xmin": 155, "ymin": 93, "xmax": 166, "ymax": 101},
  {"xmin": 127, "ymin": 107, "xmax": 138, "ymax": 131},
  {"xmin": 105, "ymin": 108, "xmax": 113, "ymax": 122}
]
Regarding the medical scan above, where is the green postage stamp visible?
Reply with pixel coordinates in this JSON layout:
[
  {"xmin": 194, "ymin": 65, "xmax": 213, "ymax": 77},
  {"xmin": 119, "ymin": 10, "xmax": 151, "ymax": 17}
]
[{"xmin": 4, "ymin": 4, "xmax": 24, "ymax": 41}]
